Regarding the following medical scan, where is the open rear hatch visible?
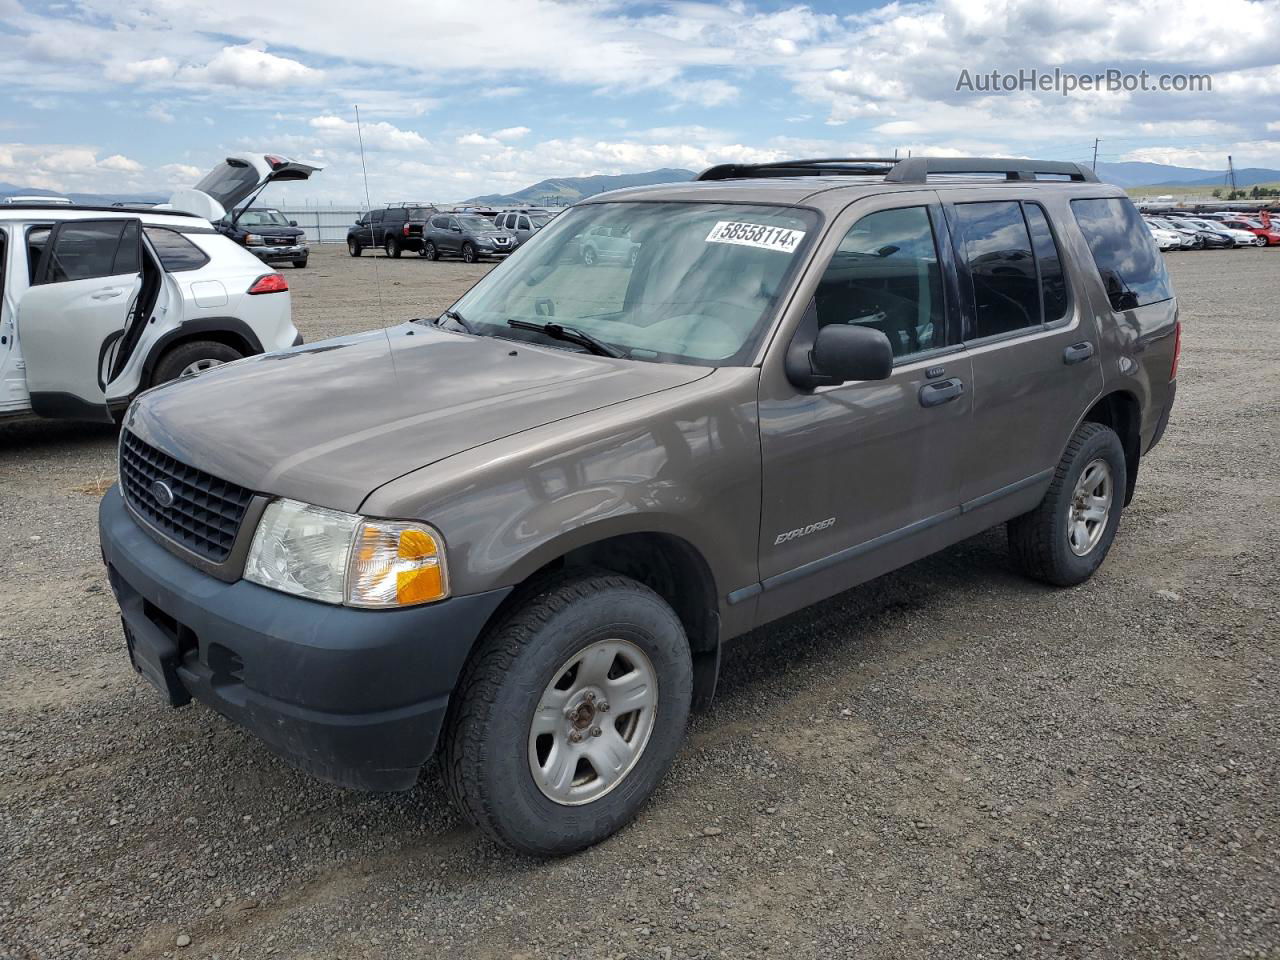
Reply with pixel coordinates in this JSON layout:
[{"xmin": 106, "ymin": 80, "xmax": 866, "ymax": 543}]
[{"xmin": 167, "ymin": 154, "xmax": 321, "ymax": 221}]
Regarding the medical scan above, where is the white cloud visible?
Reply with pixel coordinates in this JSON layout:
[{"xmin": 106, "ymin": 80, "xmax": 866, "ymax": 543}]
[
  {"xmin": 309, "ymin": 115, "xmax": 428, "ymax": 151},
  {"xmin": 491, "ymin": 126, "xmax": 531, "ymax": 141},
  {"xmin": 106, "ymin": 57, "xmax": 177, "ymax": 84},
  {"xmin": 457, "ymin": 133, "xmax": 500, "ymax": 146},
  {"xmin": 146, "ymin": 103, "xmax": 175, "ymax": 123},
  {"xmin": 98, "ymin": 154, "xmax": 143, "ymax": 173},
  {"xmin": 669, "ymin": 78, "xmax": 739, "ymax": 107},
  {"xmin": 180, "ymin": 43, "xmax": 322, "ymax": 87}
]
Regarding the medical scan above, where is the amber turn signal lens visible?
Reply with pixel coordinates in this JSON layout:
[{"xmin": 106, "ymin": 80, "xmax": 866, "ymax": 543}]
[{"xmin": 346, "ymin": 521, "xmax": 448, "ymax": 608}]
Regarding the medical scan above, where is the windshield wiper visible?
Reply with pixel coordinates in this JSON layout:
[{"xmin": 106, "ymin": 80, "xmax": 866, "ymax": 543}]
[{"xmin": 507, "ymin": 319, "xmax": 623, "ymax": 358}]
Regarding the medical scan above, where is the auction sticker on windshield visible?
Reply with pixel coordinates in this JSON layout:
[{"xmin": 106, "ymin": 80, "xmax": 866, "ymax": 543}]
[{"xmin": 705, "ymin": 221, "xmax": 806, "ymax": 253}]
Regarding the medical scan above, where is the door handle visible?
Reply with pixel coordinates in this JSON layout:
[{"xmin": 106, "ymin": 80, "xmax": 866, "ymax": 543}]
[
  {"xmin": 919, "ymin": 377, "xmax": 964, "ymax": 408},
  {"xmin": 1063, "ymin": 341, "xmax": 1095, "ymax": 365},
  {"xmin": 91, "ymin": 288, "xmax": 123, "ymax": 301}
]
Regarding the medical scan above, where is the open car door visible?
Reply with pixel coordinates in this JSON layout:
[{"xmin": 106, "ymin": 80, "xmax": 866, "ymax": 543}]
[
  {"xmin": 18, "ymin": 219, "xmax": 154, "ymax": 422},
  {"xmin": 167, "ymin": 154, "xmax": 322, "ymax": 221}
]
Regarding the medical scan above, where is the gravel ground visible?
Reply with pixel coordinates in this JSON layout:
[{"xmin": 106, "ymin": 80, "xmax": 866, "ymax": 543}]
[{"xmin": 1, "ymin": 245, "xmax": 1277, "ymax": 960}]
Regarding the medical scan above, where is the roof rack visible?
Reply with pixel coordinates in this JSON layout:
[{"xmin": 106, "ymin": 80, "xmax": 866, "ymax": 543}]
[
  {"xmin": 695, "ymin": 156, "xmax": 1098, "ymax": 184},
  {"xmin": 697, "ymin": 158, "xmax": 898, "ymax": 181}
]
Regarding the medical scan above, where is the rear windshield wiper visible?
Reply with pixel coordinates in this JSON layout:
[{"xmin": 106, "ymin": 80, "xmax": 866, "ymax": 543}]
[{"xmin": 507, "ymin": 319, "xmax": 623, "ymax": 358}]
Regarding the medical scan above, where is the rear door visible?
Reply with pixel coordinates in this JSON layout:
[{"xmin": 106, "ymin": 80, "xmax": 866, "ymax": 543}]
[
  {"xmin": 944, "ymin": 194, "xmax": 1103, "ymax": 503},
  {"xmin": 18, "ymin": 218, "xmax": 145, "ymax": 421}
]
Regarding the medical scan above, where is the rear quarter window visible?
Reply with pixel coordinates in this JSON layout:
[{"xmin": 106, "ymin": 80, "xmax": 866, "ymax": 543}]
[
  {"xmin": 144, "ymin": 227, "xmax": 210, "ymax": 272},
  {"xmin": 1070, "ymin": 197, "xmax": 1173, "ymax": 311}
]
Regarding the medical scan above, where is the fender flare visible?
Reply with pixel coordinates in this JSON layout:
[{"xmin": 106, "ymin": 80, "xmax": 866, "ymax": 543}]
[{"xmin": 139, "ymin": 317, "xmax": 265, "ymax": 388}]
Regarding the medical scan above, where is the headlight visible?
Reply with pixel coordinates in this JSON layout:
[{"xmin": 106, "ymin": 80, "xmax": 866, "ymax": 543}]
[
  {"xmin": 244, "ymin": 499, "xmax": 448, "ymax": 607},
  {"xmin": 244, "ymin": 233, "xmax": 264, "ymax": 245},
  {"xmin": 476, "ymin": 238, "xmax": 494, "ymax": 246}
]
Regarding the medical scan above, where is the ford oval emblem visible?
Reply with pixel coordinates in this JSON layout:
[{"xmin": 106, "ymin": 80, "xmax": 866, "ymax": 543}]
[{"xmin": 151, "ymin": 480, "xmax": 175, "ymax": 507}]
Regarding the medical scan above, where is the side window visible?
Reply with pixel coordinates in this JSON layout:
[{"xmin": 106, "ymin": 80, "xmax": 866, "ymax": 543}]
[
  {"xmin": 815, "ymin": 205, "xmax": 947, "ymax": 359},
  {"xmin": 113, "ymin": 220, "xmax": 141, "ymax": 276},
  {"xmin": 143, "ymin": 227, "xmax": 210, "ymax": 272},
  {"xmin": 953, "ymin": 201, "xmax": 1040, "ymax": 339},
  {"xmin": 449, "ymin": 218, "xmax": 461, "ymax": 231},
  {"xmin": 432, "ymin": 216, "xmax": 449, "ymax": 229},
  {"xmin": 27, "ymin": 226, "xmax": 50, "ymax": 284},
  {"xmin": 519, "ymin": 216, "xmax": 531, "ymax": 231},
  {"xmin": 388, "ymin": 209, "xmax": 407, "ymax": 223},
  {"xmin": 369, "ymin": 209, "xmax": 384, "ymax": 224},
  {"xmin": 1070, "ymin": 197, "xmax": 1174, "ymax": 311},
  {"xmin": 39, "ymin": 221, "xmax": 129, "ymax": 284},
  {"xmin": 1023, "ymin": 203, "xmax": 1069, "ymax": 323}
]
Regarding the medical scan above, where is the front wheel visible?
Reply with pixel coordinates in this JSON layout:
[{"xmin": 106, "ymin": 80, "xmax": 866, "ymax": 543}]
[
  {"xmin": 348, "ymin": 239, "xmax": 362, "ymax": 257},
  {"xmin": 442, "ymin": 571, "xmax": 693, "ymax": 857},
  {"xmin": 582, "ymin": 245, "xmax": 597, "ymax": 266},
  {"xmin": 292, "ymin": 259, "xmax": 308, "ymax": 268},
  {"xmin": 1007, "ymin": 421, "xmax": 1127, "ymax": 587},
  {"xmin": 461, "ymin": 242, "xmax": 478, "ymax": 263},
  {"xmin": 423, "ymin": 241, "xmax": 439, "ymax": 261}
]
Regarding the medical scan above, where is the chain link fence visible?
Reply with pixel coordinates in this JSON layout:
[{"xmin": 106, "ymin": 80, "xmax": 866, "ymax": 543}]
[{"xmin": 278, "ymin": 207, "xmax": 366, "ymax": 244}]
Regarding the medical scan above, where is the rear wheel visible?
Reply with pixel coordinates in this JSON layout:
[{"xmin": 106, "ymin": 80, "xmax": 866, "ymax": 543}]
[
  {"xmin": 348, "ymin": 238, "xmax": 362, "ymax": 257},
  {"xmin": 461, "ymin": 242, "xmax": 478, "ymax": 264},
  {"xmin": 442, "ymin": 571, "xmax": 693, "ymax": 857},
  {"xmin": 582, "ymin": 245, "xmax": 597, "ymax": 266},
  {"xmin": 1008, "ymin": 422, "xmax": 1127, "ymax": 587},
  {"xmin": 385, "ymin": 236, "xmax": 402, "ymax": 258},
  {"xmin": 150, "ymin": 340, "xmax": 244, "ymax": 387},
  {"xmin": 292, "ymin": 259, "xmax": 308, "ymax": 268},
  {"xmin": 423, "ymin": 241, "xmax": 439, "ymax": 261}
]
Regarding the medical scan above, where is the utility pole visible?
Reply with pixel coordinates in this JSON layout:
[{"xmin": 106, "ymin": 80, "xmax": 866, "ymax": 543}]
[
  {"xmin": 1227, "ymin": 155, "xmax": 1237, "ymax": 192},
  {"xmin": 1091, "ymin": 138, "xmax": 1100, "ymax": 171}
]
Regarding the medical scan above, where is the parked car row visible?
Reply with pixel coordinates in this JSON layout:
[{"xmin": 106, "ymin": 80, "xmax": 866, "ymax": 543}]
[
  {"xmin": 1144, "ymin": 210, "xmax": 1280, "ymax": 250},
  {"xmin": 346, "ymin": 203, "xmax": 563, "ymax": 262}
]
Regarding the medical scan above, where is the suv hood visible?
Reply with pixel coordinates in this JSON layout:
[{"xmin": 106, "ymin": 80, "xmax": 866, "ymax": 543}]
[
  {"xmin": 167, "ymin": 154, "xmax": 321, "ymax": 221},
  {"xmin": 125, "ymin": 324, "xmax": 711, "ymax": 513}
]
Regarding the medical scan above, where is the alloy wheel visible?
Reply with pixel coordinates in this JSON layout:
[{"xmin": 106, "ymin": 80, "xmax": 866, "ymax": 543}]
[
  {"xmin": 1067, "ymin": 458, "xmax": 1113, "ymax": 557},
  {"xmin": 179, "ymin": 358, "xmax": 225, "ymax": 377}
]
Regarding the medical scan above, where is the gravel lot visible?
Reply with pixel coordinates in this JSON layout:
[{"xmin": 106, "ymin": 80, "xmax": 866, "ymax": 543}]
[{"xmin": 1, "ymin": 244, "xmax": 1277, "ymax": 960}]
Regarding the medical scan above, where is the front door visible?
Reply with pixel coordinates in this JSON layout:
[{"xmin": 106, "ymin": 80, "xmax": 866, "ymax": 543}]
[
  {"xmin": 18, "ymin": 218, "xmax": 145, "ymax": 421},
  {"xmin": 756, "ymin": 194, "xmax": 973, "ymax": 621}
]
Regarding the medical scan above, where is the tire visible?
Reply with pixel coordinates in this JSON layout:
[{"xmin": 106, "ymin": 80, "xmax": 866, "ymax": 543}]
[
  {"xmin": 385, "ymin": 236, "xmax": 401, "ymax": 258},
  {"xmin": 150, "ymin": 340, "xmax": 244, "ymax": 387},
  {"xmin": 417, "ymin": 243, "xmax": 430, "ymax": 257},
  {"xmin": 292, "ymin": 259, "xmax": 308, "ymax": 269},
  {"xmin": 1007, "ymin": 422, "xmax": 1127, "ymax": 587},
  {"xmin": 348, "ymin": 239, "xmax": 362, "ymax": 257},
  {"xmin": 442, "ymin": 570, "xmax": 693, "ymax": 857},
  {"xmin": 461, "ymin": 242, "xmax": 477, "ymax": 264},
  {"xmin": 628, "ymin": 247, "xmax": 639, "ymax": 266},
  {"xmin": 424, "ymin": 241, "xmax": 439, "ymax": 261},
  {"xmin": 582, "ymin": 246, "xmax": 597, "ymax": 266}
]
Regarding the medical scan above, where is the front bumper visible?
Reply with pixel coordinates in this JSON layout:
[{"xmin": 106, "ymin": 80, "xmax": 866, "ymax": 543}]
[
  {"xmin": 99, "ymin": 487, "xmax": 510, "ymax": 791},
  {"xmin": 247, "ymin": 243, "xmax": 308, "ymax": 261}
]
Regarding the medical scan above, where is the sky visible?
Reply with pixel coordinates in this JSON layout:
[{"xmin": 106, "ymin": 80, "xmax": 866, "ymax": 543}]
[{"xmin": 1, "ymin": 0, "xmax": 1279, "ymax": 205}]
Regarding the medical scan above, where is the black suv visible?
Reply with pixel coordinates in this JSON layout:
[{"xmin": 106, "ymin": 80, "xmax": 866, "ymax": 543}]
[
  {"xmin": 217, "ymin": 206, "xmax": 308, "ymax": 268},
  {"xmin": 347, "ymin": 204, "xmax": 435, "ymax": 258}
]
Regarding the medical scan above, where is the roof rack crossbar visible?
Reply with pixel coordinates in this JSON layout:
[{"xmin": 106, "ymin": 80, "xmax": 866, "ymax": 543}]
[
  {"xmin": 883, "ymin": 157, "xmax": 1098, "ymax": 183},
  {"xmin": 695, "ymin": 156, "xmax": 1099, "ymax": 184}
]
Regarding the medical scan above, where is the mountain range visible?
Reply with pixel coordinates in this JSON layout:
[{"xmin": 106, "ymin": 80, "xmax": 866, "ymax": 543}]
[
  {"xmin": 464, "ymin": 160, "xmax": 1280, "ymax": 205},
  {"xmin": 4, "ymin": 160, "xmax": 1277, "ymax": 209}
]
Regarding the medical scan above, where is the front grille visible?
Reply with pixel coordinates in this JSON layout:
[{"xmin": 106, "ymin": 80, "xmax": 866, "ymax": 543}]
[
  {"xmin": 119, "ymin": 431, "xmax": 253, "ymax": 563},
  {"xmin": 265, "ymin": 236, "xmax": 292, "ymax": 246}
]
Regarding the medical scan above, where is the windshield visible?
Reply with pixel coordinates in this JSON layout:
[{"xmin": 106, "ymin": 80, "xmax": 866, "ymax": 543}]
[
  {"xmin": 458, "ymin": 216, "xmax": 496, "ymax": 231},
  {"xmin": 237, "ymin": 209, "xmax": 289, "ymax": 226},
  {"xmin": 530, "ymin": 215, "xmax": 552, "ymax": 227},
  {"xmin": 450, "ymin": 201, "xmax": 817, "ymax": 366}
]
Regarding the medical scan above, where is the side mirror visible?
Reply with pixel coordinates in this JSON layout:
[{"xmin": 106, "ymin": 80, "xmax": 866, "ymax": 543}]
[
  {"xmin": 289, "ymin": 220, "xmax": 298, "ymax": 227},
  {"xmin": 786, "ymin": 322, "xmax": 893, "ymax": 389}
]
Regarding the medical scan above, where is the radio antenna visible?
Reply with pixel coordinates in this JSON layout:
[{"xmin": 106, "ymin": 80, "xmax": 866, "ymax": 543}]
[{"xmin": 354, "ymin": 104, "xmax": 387, "ymax": 326}]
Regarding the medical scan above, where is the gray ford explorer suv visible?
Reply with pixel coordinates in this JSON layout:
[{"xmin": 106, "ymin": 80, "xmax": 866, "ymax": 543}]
[{"xmin": 100, "ymin": 157, "xmax": 1179, "ymax": 857}]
